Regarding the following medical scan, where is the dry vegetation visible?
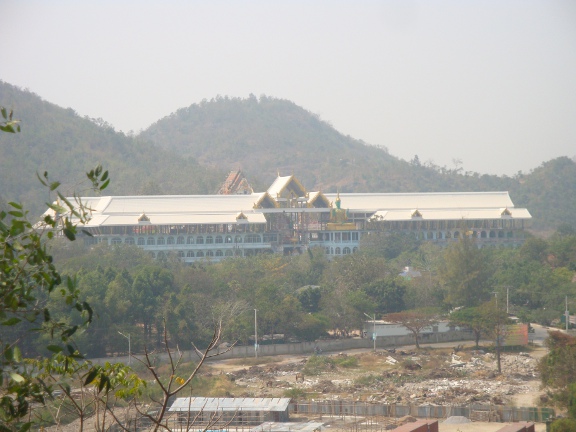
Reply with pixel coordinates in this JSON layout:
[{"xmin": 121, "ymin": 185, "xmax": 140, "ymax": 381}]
[{"xmin": 196, "ymin": 346, "xmax": 546, "ymax": 407}]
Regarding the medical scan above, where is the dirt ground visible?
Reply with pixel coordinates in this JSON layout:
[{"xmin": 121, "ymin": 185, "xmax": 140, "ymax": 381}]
[{"xmin": 204, "ymin": 342, "xmax": 550, "ymax": 431}]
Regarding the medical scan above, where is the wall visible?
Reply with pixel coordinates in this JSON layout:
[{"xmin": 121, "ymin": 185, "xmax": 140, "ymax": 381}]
[{"xmin": 91, "ymin": 331, "xmax": 472, "ymax": 365}]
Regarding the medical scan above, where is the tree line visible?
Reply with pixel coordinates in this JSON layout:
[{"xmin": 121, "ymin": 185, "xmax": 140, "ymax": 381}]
[{"xmin": 23, "ymin": 225, "xmax": 572, "ymax": 360}]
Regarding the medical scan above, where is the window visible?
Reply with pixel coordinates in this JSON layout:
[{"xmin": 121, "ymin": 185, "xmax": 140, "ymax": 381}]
[
  {"xmin": 225, "ymin": 235, "xmax": 233, "ymax": 243},
  {"xmin": 178, "ymin": 251, "xmax": 184, "ymax": 257},
  {"xmin": 225, "ymin": 250, "xmax": 233, "ymax": 256},
  {"xmin": 206, "ymin": 251, "xmax": 214, "ymax": 257},
  {"xmin": 187, "ymin": 236, "xmax": 195, "ymax": 244},
  {"xmin": 245, "ymin": 234, "xmax": 261, "ymax": 243},
  {"xmin": 197, "ymin": 236, "xmax": 204, "ymax": 244},
  {"xmin": 138, "ymin": 237, "xmax": 145, "ymax": 245},
  {"xmin": 112, "ymin": 238, "xmax": 122, "ymax": 244},
  {"xmin": 197, "ymin": 251, "xmax": 204, "ymax": 257},
  {"xmin": 335, "ymin": 247, "xmax": 341, "ymax": 254},
  {"xmin": 177, "ymin": 236, "xmax": 185, "ymax": 244},
  {"xmin": 216, "ymin": 250, "xmax": 223, "ymax": 257},
  {"xmin": 343, "ymin": 247, "xmax": 351, "ymax": 254},
  {"xmin": 235, "ymin": 235, "xmax": 243, "ymax": 243},
  {"xmin": 187, "ymin": 251, "xmax": 194, "ymax": 257},
  {"xmin": 206, "ymin": 236, "xmax": 213, "ymax": 244},
  {"xmin": 167, "ymin": 236, "xmax": 175, "ymax": 245},
  {"xmin": 215, "ymin": 236, "xmax": 223, "ymax": 244},
  {"xmin": 326, "ymin": 247, "xmax": 330, "ymax": 254},
  {"xmin": 147, "ymin": 237, "xmax": 155, "ymax": 245},
  {"xmin": 157, "ymin": 237, "xmax": 165, "ymax": 245},
  {"xmin": 125, "ymin": 237, "xmax": 135, "ymax": 245}
]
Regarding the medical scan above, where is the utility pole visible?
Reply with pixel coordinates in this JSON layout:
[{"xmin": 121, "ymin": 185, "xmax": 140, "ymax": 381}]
[
  {"xmin": 254, "ymin": 309, "xmax": 258, "ymax": 358},
  {"xmin": 566, "ymin": 296, "xmax": 570, "ymax": 332},
  {"xmin": 118, "ymin": 331, "xmax": 131, "ymax": 366},
  {"xmin": 364, "ymin": 312, "xmax": 376, "ymax": 352}
]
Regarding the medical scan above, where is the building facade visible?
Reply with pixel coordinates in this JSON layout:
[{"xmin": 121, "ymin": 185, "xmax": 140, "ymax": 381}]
[{"xmin": 42, "ymin": 173, "xmax": 531, "ymax": 262}]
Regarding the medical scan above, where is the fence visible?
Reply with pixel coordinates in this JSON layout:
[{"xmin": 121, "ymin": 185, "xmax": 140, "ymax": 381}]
[
  {"xmin": 91, "ymin": 331, "xmax": 473, "ymax": 366},
  {"xmin": 289, "ymin": 400, "xmax": 555, "ymax": 423}
]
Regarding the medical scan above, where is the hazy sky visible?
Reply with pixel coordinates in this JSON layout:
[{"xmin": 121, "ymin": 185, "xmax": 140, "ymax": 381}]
[{"xmin": 2, "ymin": 1, "xmax": 575, "ymax": 176}]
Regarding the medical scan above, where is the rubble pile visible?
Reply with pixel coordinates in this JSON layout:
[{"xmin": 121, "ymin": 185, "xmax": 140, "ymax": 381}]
[{"xmin": 218, "ymin": 349, "xmax": 542, "ymax": 406}]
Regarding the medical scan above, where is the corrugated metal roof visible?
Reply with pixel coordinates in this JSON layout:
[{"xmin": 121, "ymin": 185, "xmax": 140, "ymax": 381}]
[
  {"xmin": 372, "ymin": 208, "xmax": 531, "ymax": 221},
  {"xmin": 267, "ymin": 176, "xmax": 292, "ymax": 198},
  {"xmin": 250, "ymin": 422, "xmax": 325, "ymax": 432},
  {"xmin": 325, "ymin": 191, "xmax": 515, "ymax": 211},
  {"xmin": 169, "ymin": 397, "xmax": 292, "ymax": 413},
  {"xmin": 40, "ymin": 185, "xmax": 530, "ymax": 228},
  {"xmin": 92, "ymin": 212, "xmax": 266, "ymax": 226}
]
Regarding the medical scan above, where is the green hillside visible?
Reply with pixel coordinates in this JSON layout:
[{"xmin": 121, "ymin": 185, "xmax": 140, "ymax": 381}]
[
  {"xmin": 1, "ymin": 82, "xmax": 575, "ymax": 230},
  {"xmin": 0, "ymin": 81, "xmax": 224, "ymax": 217},
  {"xmin": 141, "ymin": 95, "xmax": 509, "ymax": 193}
]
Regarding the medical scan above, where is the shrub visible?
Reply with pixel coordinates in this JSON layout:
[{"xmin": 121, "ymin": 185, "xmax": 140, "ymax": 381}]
[{"xmin": 550, "ymin": 418, "xmax": 576, "ymax": 432}]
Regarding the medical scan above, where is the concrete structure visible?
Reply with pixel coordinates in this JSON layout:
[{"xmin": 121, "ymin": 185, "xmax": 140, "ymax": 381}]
[
  {"xmin": 41, "ymin": 173, "xmax": 531, "ymax": 262},
  {"xmin": 249, "ymin": 422, "xmax": 324, "ymax": 432},
  {"xmin": 168, "ymin": 397, "xmax": 291, "ymax": 427},
  {"xmin": 362, "ymin": 320, "xmax": 456, "ymax": 338}
]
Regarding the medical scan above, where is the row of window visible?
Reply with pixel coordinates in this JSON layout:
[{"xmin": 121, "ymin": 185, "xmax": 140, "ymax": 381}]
[
  {"xmin": 325, "ymin": 246, "xmax": 358, "ymax": 255},
  {"xmin": 149, "ymin": 250, "xmax": 244, "ymax": 259},
  {"xmin": 420, "ymin": 230, "xmax": 515, "ymax": 240},
  {"xmin": 110, "ymin": 234, "xmax": 266, "ymax": 246},
  {"xmin": 310, "ymin": 231, "xmax": 360, "ymax": 242}
]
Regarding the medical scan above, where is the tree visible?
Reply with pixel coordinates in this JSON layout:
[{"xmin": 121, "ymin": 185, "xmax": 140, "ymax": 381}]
[
  {"xmin": 384, "ymin": 308, "xmax": 440, "ymax": 349},
  {"xmin": 439, "ymin": 233, "xmax": 493, "ymax": 307},
  {"xmin": 480, "ymin": 299, "xmax": 511, "ymax": 373},
  {"xmin": 539, "ymin": 331, "xmax": 576, "ymax": 409},
  {"xmin": 1, "ymin": 107, "xmax": 111, "ymax": 428},
  {"xmin": 449, "ymin": 307, "xmax": 486, "ymax": 348},
  {"xmin": 0, "ymin": 166, "xmax": 109, "ymax": 428}
]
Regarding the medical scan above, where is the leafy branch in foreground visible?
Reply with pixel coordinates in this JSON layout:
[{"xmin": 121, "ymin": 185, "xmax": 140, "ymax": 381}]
[
  {"xmin": 0, "ymin": 107, "xmax": 20, "ymax": 133},
  {"xmin": 1, "ymin": 107, "xmax": 112, "ymax": 431}
]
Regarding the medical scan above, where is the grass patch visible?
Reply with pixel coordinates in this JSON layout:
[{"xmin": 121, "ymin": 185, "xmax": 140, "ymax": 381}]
[
  {"xmin": 333, "ymin": 356, "xmax": 359, "ymax": 368},
  {"xmin": 354, "ymin": 374, "xmax": 386, "ymax": 386},
  {"xmin": 303, "ymin": 355, "xmax": 335, "ymax": 375},
  {"xmin": 283, "ymin": 387, "xmax": 307, "ymax": 399},
  {"xmin": 227, "ymin": 356, "xmax": 281, "ymax": 367},
  {"xmin": 303, "ymin": 355, "xmax": 359, "ymax": 375}
]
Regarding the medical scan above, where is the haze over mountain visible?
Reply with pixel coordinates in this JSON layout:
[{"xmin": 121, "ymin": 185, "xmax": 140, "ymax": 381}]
[{"xmin": 1, "ymin": 81, "xmax": 575, "ymax": 231}]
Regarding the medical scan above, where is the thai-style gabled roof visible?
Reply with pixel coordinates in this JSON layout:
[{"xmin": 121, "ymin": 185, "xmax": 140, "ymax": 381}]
[
  {"xmin": 254, "ymin": 192, "xmax": 278, "ymax": 209},
  {"xmin": 307, "ymin": 191, "xmax": 331, "ymax": 208},
  {"xmin": 267, "ymin": 174, "xmax": 307, "ymax": 200}
]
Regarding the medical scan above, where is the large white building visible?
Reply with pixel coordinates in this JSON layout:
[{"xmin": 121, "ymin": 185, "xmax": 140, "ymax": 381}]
[{"xmin": 43, "ymin": 173, "xmax": 531, "ymax": 262}]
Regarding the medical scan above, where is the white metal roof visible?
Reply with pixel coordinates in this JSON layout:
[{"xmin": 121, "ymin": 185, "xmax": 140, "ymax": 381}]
[
  {"xmin": 40, "ymin": 185, "xmax": 530, "ymax": 228},
  {"xmin": 372, "ymin": 208, "xmax": 531, "ymax": 221},
  {"xmin": 325, "ymin": 191, "xmax": 515, "ymax": 211},
  {"xmin": 169, "ymin": 397, "xmax": 291, "ymax": 412},
  {"xmin": 267, "ymin": 176, "xmax": 293, "ymax": 198},
  {"xmin": 250, "ymin": 422, "xmax": 325, "ymax": 432}
]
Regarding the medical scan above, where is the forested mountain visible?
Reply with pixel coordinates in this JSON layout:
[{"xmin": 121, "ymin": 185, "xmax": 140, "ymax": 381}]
[
  {"xmin": 0, "ymin": 81, "xmax": 224, "ymax": 217},
  {"xmin": 1, "ymin": 81, "xmax": 575, "ymax": 230},
  {"xmin": 141, "ymin": 95, "xmax": 518, "ymax": 194}
]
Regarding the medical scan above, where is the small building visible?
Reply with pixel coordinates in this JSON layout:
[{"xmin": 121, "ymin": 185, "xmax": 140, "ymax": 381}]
[
  {"xmin": 362, "ymin": 320, "xmax": 456, "ymax": 338},
  {"xmin": 168, "ymin": 397, "xmax": 291, "ymax": 427}
]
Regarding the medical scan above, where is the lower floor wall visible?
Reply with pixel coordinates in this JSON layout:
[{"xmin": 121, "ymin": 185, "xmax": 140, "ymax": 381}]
[{"xmin": 290, "ymin": 401, "xmax": 554, "ymax": 423}]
